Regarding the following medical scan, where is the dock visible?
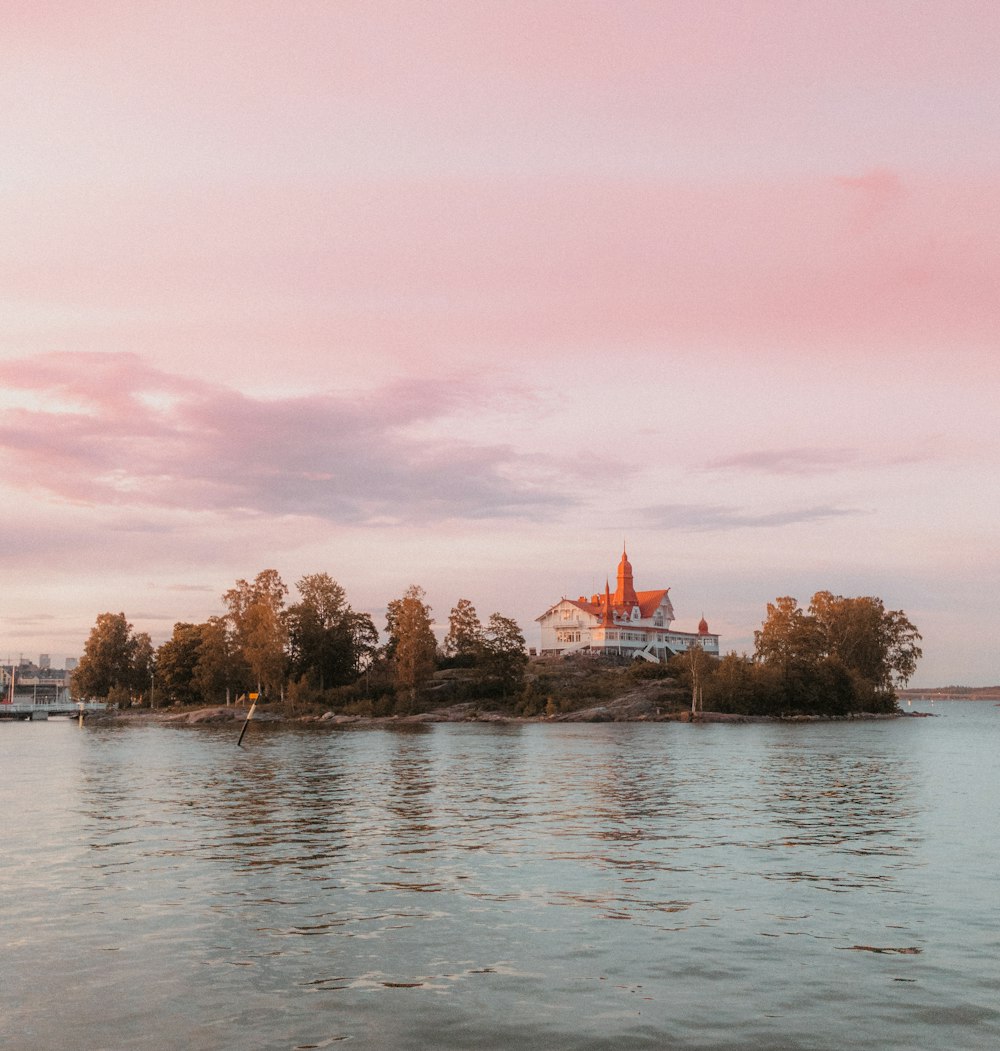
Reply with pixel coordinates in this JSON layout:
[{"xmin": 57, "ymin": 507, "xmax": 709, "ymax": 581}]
[{"xmin": 0, "ymin": 700, "xmax": 108, "ymax": 721}]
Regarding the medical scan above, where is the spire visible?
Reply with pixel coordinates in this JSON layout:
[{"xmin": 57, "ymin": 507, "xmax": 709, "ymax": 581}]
[
  {"xmin": 612, "ymin": 547, "xmax": 638, "ymax": 609},
  {"xmin": 603, "ymin": 578, "xmax": 613, "ymax": 624},
  {"xmin": 698, "ymin": 613, "xmax": 709, "ymax": 635}
]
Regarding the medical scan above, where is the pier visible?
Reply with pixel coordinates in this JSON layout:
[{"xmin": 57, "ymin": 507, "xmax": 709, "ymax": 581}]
[{"xmin": 0, "ymin": 700, "xmax": 108, "ymax": 721}]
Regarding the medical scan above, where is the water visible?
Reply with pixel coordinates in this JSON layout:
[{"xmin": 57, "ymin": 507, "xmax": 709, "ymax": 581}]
[{"xmin": 2, "ymin": 702, "xmax": 998, "ymax": 1050}]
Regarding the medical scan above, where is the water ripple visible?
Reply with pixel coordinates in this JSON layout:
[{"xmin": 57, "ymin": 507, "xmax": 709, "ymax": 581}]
[{"xmin": 3, "ymin": 709, "xmax": 1000, "ymax": 1050}]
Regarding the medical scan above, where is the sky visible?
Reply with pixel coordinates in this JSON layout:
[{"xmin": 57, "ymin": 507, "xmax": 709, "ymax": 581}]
[{"xmin": 2, "ymin": 1, "xmax": 998, "ymax": 687}]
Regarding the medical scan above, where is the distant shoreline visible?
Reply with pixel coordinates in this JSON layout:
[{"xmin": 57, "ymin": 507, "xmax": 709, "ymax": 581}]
[{"xmin": 898, "ymin": 690, "xmax": 1000, "ymax": 702}]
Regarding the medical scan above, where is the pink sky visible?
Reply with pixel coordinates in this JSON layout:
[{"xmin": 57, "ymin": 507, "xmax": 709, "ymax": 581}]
[{"xmin": 2, "ymin": 2, "xmax": 997, "ymax": 685}]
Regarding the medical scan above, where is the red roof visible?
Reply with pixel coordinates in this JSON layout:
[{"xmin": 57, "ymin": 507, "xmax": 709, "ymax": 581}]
[{"xmin": 541, "ymin": 588, "xmax": 670, "ymax": 621}]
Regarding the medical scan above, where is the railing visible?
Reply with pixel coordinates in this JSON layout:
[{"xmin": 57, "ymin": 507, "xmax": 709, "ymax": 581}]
[{"xmin": 0, "ymin": 700, "xmax": 108, "ymax": 719}]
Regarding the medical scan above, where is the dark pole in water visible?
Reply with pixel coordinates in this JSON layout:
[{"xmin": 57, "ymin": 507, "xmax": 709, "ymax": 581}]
[{"xmin": 236, "ymin": 698, "xmax": 257, "ymax": 747}]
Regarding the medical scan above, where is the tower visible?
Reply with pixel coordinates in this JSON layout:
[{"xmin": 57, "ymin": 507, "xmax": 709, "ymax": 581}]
[{"xmin": 612, "ymin": 547, "xmax": 639, "ymax": 611}]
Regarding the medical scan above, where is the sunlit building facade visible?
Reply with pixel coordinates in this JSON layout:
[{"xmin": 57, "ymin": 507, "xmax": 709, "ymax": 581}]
[{"xmin": 537, "ymin": 549, "xmax": 719, "ymax": 663}]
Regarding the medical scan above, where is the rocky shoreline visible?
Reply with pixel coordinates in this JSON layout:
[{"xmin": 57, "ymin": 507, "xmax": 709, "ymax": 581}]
[{"xmin": 91, "ymin": 680, "xmax": 915, "ymax": 729}]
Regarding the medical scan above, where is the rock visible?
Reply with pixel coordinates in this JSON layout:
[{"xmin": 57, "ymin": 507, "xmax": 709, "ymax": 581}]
[{"xmin": 186, "ymin": 707, "xmax": 242, "ymax": 724}]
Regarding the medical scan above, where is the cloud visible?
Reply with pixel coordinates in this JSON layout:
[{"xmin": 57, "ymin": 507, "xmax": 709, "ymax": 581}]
[
  {"xmin": 703, "ymin": 445, "xmax": 942, "ymax": 476},
  {"xmin": 4, "ymin": 613, "xmax": 59, "ymax": 626},
  {"xmin": 0, "ymin": 352, "xmax": 572, "ymax": 524},
  {"xmin": 640, "ymin": 503, "xmax": 860, "ymax": 532},
  {"xmin": 703, "ymin": 447, "xmax": 861, "ymax": 475}
]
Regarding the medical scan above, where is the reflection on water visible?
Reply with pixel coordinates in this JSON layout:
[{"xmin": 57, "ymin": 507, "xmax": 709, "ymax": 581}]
[{"xmin": 2, "ymin": 706, "xmax": 1000, "ymax": 1050}]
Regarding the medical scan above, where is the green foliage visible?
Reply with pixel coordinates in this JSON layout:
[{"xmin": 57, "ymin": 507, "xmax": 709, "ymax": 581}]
[
  {"xmin": 627, "ymin": 659, "xmax": 675, "ymax": 680},
  {"xmin": 192, "ymin": 616, "xmax": 239, "ymax": 703},
  {"xmin": 809, "ymin": 591, "xmax": 922, "ymax": 691},
  {"xmin": 525, "ymin": 659, "xmax": 624, "ymax": 712},
  {"xmin": 443, "ymin": 599, "xmax": 485, "ymax": 666},
  {"xmin": 285, "ymin": 675, "xmax": 328, "ymax": 708},
  {"xmin": 666, "ymin": 648, "xmax": 707, "ymax": 712},
  {"xmin": 107, "ymin": 684, "xmax": 136, "ymax": 709},
  {"xmin": 153, "ymin": 618, "xmax": 242, "ymax": 707},
  {"xmin": 710, "ymin": 590, "xmax": 925, "ymax": 716},
  {"xmin": 703, "ymin": 653, "xmax": 778, "ymax": 715},
  {"xmin": 286, "ymin": 572, "xmax": 378, "ymax": 690},
  {"xmin": 481, "ymin": 612, "xmax": 528, "ymax": 696},
  {"xmin": 72, "ymin": 612, "xmax": 153, "ymax": 701},
  {"xmin": 753, "ymin": 596, "xmax": 825, "ymax": 675},
  {"xmin": 155, "ymin": 622, "xmax": 205, "ymax": 705},
  {"xmin": 514, "ymin": 678, "xmax": 546, "ymax": 716}
]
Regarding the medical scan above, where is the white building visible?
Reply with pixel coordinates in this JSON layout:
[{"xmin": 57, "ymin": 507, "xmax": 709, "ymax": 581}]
[{"xmin": 537, "ymin": 549, "xmax": 719, "ymax": 663}]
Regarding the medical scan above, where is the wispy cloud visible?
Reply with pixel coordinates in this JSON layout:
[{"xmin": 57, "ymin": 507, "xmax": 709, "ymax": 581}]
[
  {"xmin": 0, "ymin": 353, "xmax": 572, "ymax": 524},
  {"xmin": 641, "ymin": 503, "xmax": 860, "ymax": 532},
  {"xmin": 703, "ymin": 445, "xmax": 943, "ymax": 476},
  {"xmin": 703, "ymin": 447, "xmax": 861, "ymax": 475}
]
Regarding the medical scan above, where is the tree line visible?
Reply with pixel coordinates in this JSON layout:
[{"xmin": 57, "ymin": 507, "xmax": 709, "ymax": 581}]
[
  {"xmin": 70, "ymin": 571, "xmax": 527, "ymax": 713},
  {"xmin": 678, "ymin": 591, "xmax": 922, "ymax": 716},
  {"xmin": 71, "ymin": 577, "xmax": 921, "ymax": 718}
]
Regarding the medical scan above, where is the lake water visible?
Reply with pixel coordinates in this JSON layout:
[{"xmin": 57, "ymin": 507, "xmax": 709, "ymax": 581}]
[{"xmin": 2, "ymin": 701, "xmax": 998, "ymax": 1050}]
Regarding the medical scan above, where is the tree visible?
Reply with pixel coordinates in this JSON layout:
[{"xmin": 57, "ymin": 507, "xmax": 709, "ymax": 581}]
[
  {"xmin": 222, "ymin": 569, "xmax": 288, "ymax": 626},
  {"xmin": 241, "ymin": 600, "xmax": 286, "ymax": 697},
  {"xmin": 72, "ymin": 612, "xmax": 153, "ymax": 701},
  {"xmin": 131, "ymin": 632, "xmax": 155, "ymax": 703},
  {"xmin": 481, "ymin": 613, "xmax": 527, "ymax": 696},
  {"xmin": 222, "ymin": 570, "xmax": 288, "ymax": 697},
  {"xmin": 386, "ymin": 585, "xmax": 437, "ymax": 706},
  {"xmin": 751, "ymin": 591, "xmax": 922, "ymax": 713},
  {"xmin": 345, "ymin": 609, "xmax": 379, "ymax": 679},
  {"xmin": 443, "ymin": 598, "xmax": 484, "ymax": 666},
  {"xmin": 155, "ymin": 622, "xmax": 205, "ymax": 705},
  {"xmin": 287, "ymin": 573, "xmax": 349, "ymax": 690},
  {"xmin": 808, "ymin": 591, "xmax": 922, "ymax": 691},
  {"xmin": 704, "ymin": 652, "xmax": 756, "ymax": 714},
  {"xmin": 286, "ymin": 572, "xmax": 378, "ymax": 690},
  {"xmin": 193, "ymin": 616, "xmax": 239, "ymax": 703},
  {"xmin": 753, "ymin": 597, "xmax": 824, "ymax": 677},
  {"xmin": 685, "ymin": 642, "xmax": 712, "ymax": 715}
]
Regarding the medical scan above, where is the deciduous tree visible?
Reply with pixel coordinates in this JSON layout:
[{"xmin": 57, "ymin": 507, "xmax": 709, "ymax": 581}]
[
  {"xmin": 345, "ymin": 609, "xmax": 379, "ymax": 678},
  {"xmin": 443, "ymin": 598, "xmax": 484, "ymax": 666},
  {"xmin": 686, "ymin": 642, "xmax": 712, "ymax": 714},
  {"xmin": 72, "ymin": 612, "xmax": 153, "ymax": 701},
  {"xmin": 753, "ymin": 597, "xmax": 824, "ymax": 677},
  {"xmin": 386, "ymin": 585, "xmax": 437, "ymax": 706},
  {"xmin": 482, "ymin": 613, "xmax": 527, "ymax": 696},
  {"xmin": 193, "ymin": 616, "xmax": 239, "ymax": 703},
  {"xmin": 155, "ymin": 622, "xmax": 204, "ymax": 705},
  {"xmin": 749, "ymin": 591, "xmax": 922, "ymax": 713},
  {"xmin": 222, "ymin": 570, "xmax": 288, "ymax": 697},
  {"xmin": 808, "ymin": 591, "xmax": 922, "ymax": 691},
  {"xmin": 286, "ymin": 572, "xmax": 378, "ymax": 689}
]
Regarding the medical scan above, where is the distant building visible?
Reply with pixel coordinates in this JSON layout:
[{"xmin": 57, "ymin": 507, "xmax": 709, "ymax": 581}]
[
  {"xmin": 537, "ymin": 548, "xmax": 719, "ymax": 663},
  {"xmin": 39, "ymin": 654, "xmax": 51, "ymax": 671},
  {"xmin": 65, "ymin": 658, "xmax": 78, "ymax": 671}
]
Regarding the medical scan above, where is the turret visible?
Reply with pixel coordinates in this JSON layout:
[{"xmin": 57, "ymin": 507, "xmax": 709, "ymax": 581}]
[{"xmin": 612, "ymin": 547, "xmax": 639, "ymax": 610}]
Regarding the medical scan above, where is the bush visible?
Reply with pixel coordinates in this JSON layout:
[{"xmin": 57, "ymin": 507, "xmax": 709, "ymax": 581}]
[{"xmin": 627, "ymin": 660, "xmax": 675, "ymax": 680}]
